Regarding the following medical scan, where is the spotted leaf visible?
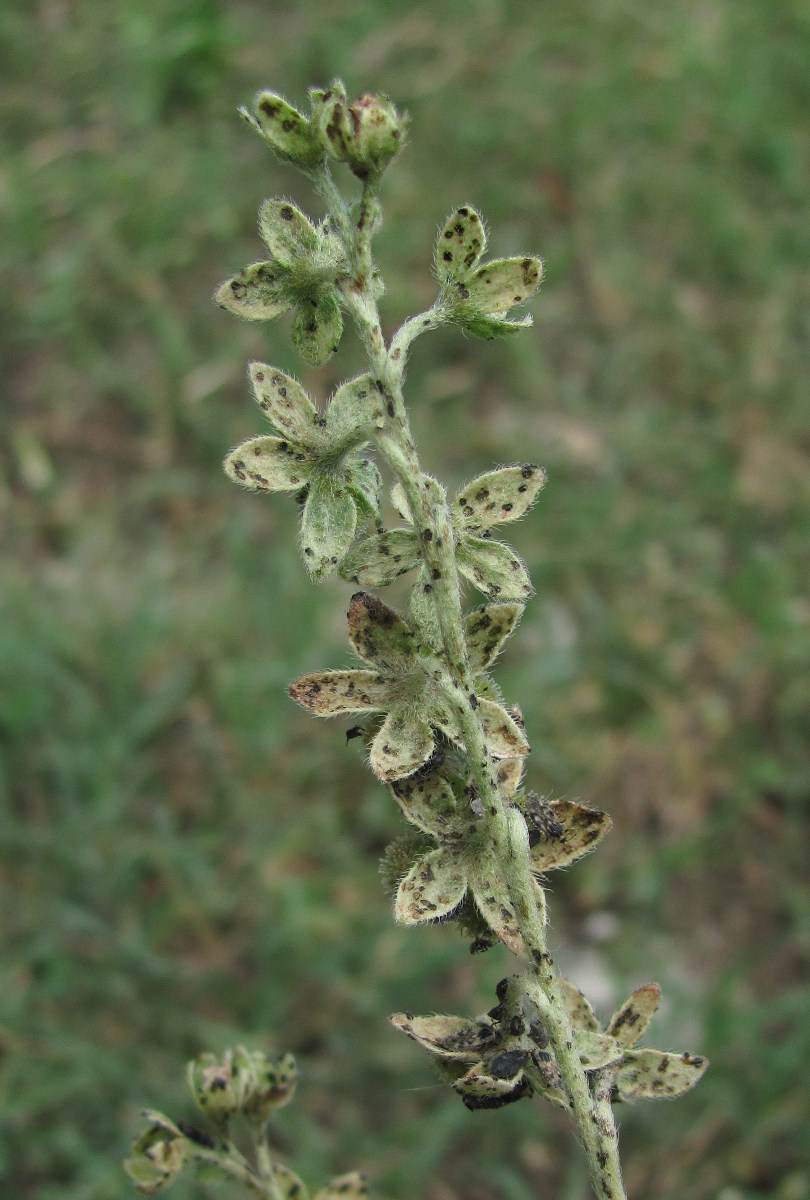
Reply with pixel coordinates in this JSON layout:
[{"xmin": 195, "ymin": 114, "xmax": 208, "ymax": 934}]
[
  {"xmin": 242, "ymin": 92, "xmax": 323, "ymax": 169},
  {"xmin": 435, "ymin": 206, "xmax": 486, "ymax": 283},
  {"xmin": 249, "ymin": 363, "xmax": 319, "ymax": 441},
  {"xmin": 394, "ymin": 845, "xmax": 467, "ymax": 922},
  {"xmin": 607, "ymin": 984, "xmax": 661, "ymax": 1049},
  {"xmin": 224, "ymin": 436, "xmax": 314, "ymax": 492},
  {"xmin": 259, "ymin": 199, "xmax": 319, "ymax": 268},
  {"xmin": 389, "ymin": 772, "xmax": 459, "ymax": 837},
  {"xmin": 288, "ymin": 670, "xmax": 389, "ymax": 716},
  {"xmin": 558, "ymin": 978, "xmax": 601, "ymax": 1032},
  {"xmin": 339, "ymin": 529, "xmax": 420, "ymax": 587},
  {"xmin": 456, "ymin": 537, "xmax": 533, "ymax": 600},
  {"xmin": 453, "ymin": 1062, "xmax": 533, "ymax": 1110},
  {"xmin": 215, "ymin": 262, "xmax": 291, "ymax": 321},
  {"xmin": 314, "ymin": 1172, "xmax": 369, "ymax": 1200},
  {"xmin": 615, "ymin": 1049, "xmax": 708, "ymax": 1102},
  {"xmin": 390, "ymin": 1013, "xmax": 497, "ymax": 1061},
  {"xmin": 344, "ymin": 457, "xmax": 383, "ymax": 523},
  {"xmin": 300, "ymin": 476, "xmax": 357, "ymax": 579},
  {"xmin": 527, "ymin": 800, "xmax": 612, "ymax": 872},
  {"xmin": 269, "ymin": 1163, "xmax": 310, "ymax": 1200},
  {"xmin": 465, "ymin": 256, "xmax": 543, "ymax": 315},
  {"xmin": 292, "ymin": 294, "xmax": 343, "ymax": 366},
  {"xmin": 325, "ymin": 374, "xmax": 387, "ymax": 442},
  {"xmin": 370, "ymin": 708, "xmax": 437, "ymax": 782},
  {"xmin": 575, "ymin": 1030, "xmax": 623, "ymax": 1072},
  {"xmin": 464, "ymin": 603, "xmax": 524, "ymax": 673},
  {"xmin": 346, "ymin": 592, "xmax": 418, "ymax": 668},
  {"xmin": 454, "ymin": 465, "xmax": 547, "ymax": 534}
]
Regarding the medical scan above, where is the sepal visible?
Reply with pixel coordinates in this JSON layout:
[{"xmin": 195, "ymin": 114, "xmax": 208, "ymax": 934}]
[
  {"xmin": 394, "ymin": 845, "xmax": 467, "ymax": 923},
  {"xmin": 292, "ymin": 294, "xmax": 343, "ymax": 366},
  {"xmin": 607, "ymin": 984, "xmax": 661, "ymax": 1048},
  {"xmin": 241, "ymin": 92, "xmax": 323, "ymax": 168},
  {"xmin": 464, "ymin": 257, "xmax": 543, "ymax": 315},
  {"xmin": 249, "ymin": 364, "xmax": 319, "ymax": 440},
  {"xmin": 224, "ymin": 436, "xmax": 313, "ymax": 492},
  {"xmin": 124, "ymin": 1113, "xmax": 189, "ymax": 1194},
  {"xmin": 300, "ymin": 476, "xmax": 357, "ymax": 579},
  {"xmin": 215, "ymin": 262, "xmax": 290, "ymax": 321},
  {"xmin": 454, "ymin": 465, "xmax": 547, "ymax": 534},
  {"xmin": 259, "ymin": 199, "xmax": 319, "ymax": 268},
  {"xmin": 435, "ymin": 206, "xmax": 487, "ymax": 282},
  {"xmin": 339, "ymin": 529, "xmax": 420, "ymax": 586},
  {"xmin": 464, "ymin": 603, "xmax": 524, "ymax": 672}
]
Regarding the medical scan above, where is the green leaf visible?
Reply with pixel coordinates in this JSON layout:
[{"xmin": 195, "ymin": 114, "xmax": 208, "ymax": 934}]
[
  {"xmin": 288, "ymin": 670, "xmax": 390, "ymax": 716},
  {"xmin": 224, "ymin": 436, "xmax": 313, "ymax": 492},
  {"xmin": 300, "ymin": 477, "xmax": 357, "ymax": 578},
  {"xmin": 390, "ymin": 1013, "xmax": 497, "ymax": 1061},
  {"xmin": 339, "ymin": 529, "xmax": 420, "ymax": 587},
  {"xmin": 243, "ymin": 92, "xmax": 323, "ymax": 168},
  {"xmin": 389, "ymin": 480, "xmax": 413, "ymax": 523},
  {"xmin": 249, "ymin": 363, "xmax": 319, "ymax": 441},
  {"xmin": 370, "ymin": 707, "xmax": 436, "ymax": 782},
  {"xmin": 607, "ymin": 984, "xmax": 661, "ymax": 1048},
  {"xmin": 292, "ymin": 295, "xmax": 343, "ymax": 366},
  {"xmin": 259, "ymin": 199, "xmax": 319, "ymax": 267},
  {"xmin": 435, "ymin": 206, "xmax": 486, "ymax": 283},
  {"xmin": 528, "ymin": 800, "xmax": 612, "ymax": 871},
  {"xmin": 558, "ymin": 978, "xmax": 600, "ymax": 1033},
  {"xmin": 325, "ymin": 373, "xmax": 387, "ymax": 443},
  {"xmin": 344, "ymin": 458, "xmax": 383, "ymax": 523},
  {"xmin": 394, "ymin": 845, "xmax": 468, "ymax": 923},
  {"xmin": 466, "ymin": 256, "xmax": 544, "ymax": 314},
  {"xmin": 615, "ymin": 1049, "xmax": 708, "ymax": 1101},
  {"xmin": 314, "ymin": 1172, "xmax": 368, "ymax": 1200},
  {"xmin": 408, "ymin": 567, "xmax": 443, "ymax": 651},
  {"xmin": 347, "ymin": 592, "xmax": 418, "ymax": 669},
  {"xmin": 464, "ymin": 603, "xmax": 524, "ymax": 672},
  {"xmin": 456, "ymin": 537, "xmax": 533, "ymax": 599},
  {"xmin": 454, "ymin": 465, "xmax": 547, "ymax": 534},
  {"xmin": 215, "ymin": 261, "xmax": 291, "ymax": 321}
]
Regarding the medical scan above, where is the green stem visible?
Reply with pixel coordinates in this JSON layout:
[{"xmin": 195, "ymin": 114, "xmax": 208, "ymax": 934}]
[
  {"xmin": 327, "ymin": 177, "xmax": 627, "ymax": 1200},
  {"xmin": 190, "ymin": 1146, "xmax": 279, "ymax": 1198}
]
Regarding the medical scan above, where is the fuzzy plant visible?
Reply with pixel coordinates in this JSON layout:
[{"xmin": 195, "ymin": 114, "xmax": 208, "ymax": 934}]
[{"xmin": 125, "ymin": 81, "xmax": 707, "ymax": 1200}]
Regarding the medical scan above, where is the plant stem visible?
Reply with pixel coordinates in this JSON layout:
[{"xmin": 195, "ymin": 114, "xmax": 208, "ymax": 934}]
[{"xmin": 327, "ymin": 175, "xmax": 627, "ymax": 1200}]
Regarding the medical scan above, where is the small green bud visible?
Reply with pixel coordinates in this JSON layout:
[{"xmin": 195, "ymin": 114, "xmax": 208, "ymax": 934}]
[
  {"xmin": 124, "ymin": 1113, "xmax": 188, "ymax": 1194},
  {"xmin": 242, "ymin": 1050, "xmax": 299, "ymax": 1120},
  {"xmin": 186, "ymin": 1050, "xmax": 245, "ymax": 1120},
  {"xmin": 241, "ymin": 92, "xmax": 324, "ymax": 169},
  {"xmin": 311, "ymin": 81, "xmax": 408, "ymax": 179}
]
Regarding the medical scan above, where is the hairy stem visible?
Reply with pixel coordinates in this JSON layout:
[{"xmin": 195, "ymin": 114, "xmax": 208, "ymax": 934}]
[{"xmin": 327, "ymin": 174, "xmax": 627, "ymax": 1200}]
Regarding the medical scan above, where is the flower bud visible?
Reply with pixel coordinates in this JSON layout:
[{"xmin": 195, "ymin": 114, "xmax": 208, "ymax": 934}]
[
  {"xmin": 240, "ymin": 92, "xmax": 323, "ymax": 169},
  {"xmin": 124, "ymin": 1112, "xmax": 188, "ymax": 1194},
  {"xmin": 311, "ymin": 82, "xmax": 408, "ymax": 179},
  {"xmin": 242, "ymin": 1050, "xmax": 299, "ymax": 1120},
  {"xmin": 186, "ymin": 1051, "xmax": 243, "ymax": 1120}
]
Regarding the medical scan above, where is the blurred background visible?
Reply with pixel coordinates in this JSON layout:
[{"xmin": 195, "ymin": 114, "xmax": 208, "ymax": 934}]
[{"xmin": 2, "ymin": 1, "xmax": 809, "ymax": 1198}]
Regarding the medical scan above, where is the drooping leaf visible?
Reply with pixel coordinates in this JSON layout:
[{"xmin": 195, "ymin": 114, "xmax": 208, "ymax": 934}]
[
  {"xmin": 259, "ymin": 199, "xmax": 319, "ymax": 267},
  {"xmin": 249, "ymin": 363, "xmax": 319, "ymax": 440},
  {"xmin": 462, "ymin": 311, "xmax": 534, "ymax": 339},
  {"xmin": 464, "ymin": 603, "xmax": 524, "ymax": 672},
  {"xmin": 465, "ymin": 256, "xmax": 544, "ymax": 314},
  {"xmin": 224, "ymin": 436, "xmax": 314, "ymax": 492},
  {"xmin": 339, "ymin": 529, "xmax": 420, "ymax": 587},
  {"xmin": 390, "ymin": 1013, "xmax": 498, "ymax": 1061},
  {"xmin": 292, "ymin": 294, "xmax": 343, "ymax": 366},
  {"xmin": 615, "ymin": 1049, "xmax": 708, "ymax": 1102},
  {"xmin": 370, "ymin": 708, "xmax": 437, "ymax": 782},
  {"xmin": 607, "ymin": 984, "xmax": 661, "ymax": 1048},
  {"xmin": 454, "ymin": 465, "xmax": 547, "ymax": 534},
  {"xmin": 394, "ymin": 845, "xmax": 467, "ymax": 922},
  {"xmin": 288, "ymin": 670, "xmax": 389, "ymax": 716},
  {"xmin": 435, "ymin": 206, "xmax": 486, "ymax": 283},
  {"xmin": 456, "ymin": 536, "xmax": 533, "ymax": 599},
  {"xmin": 300, "ymin": 476, "xmax": 357, "ymax": 578},
  {"xmin": 215, "ymin": 261, "xmax": 291, "ymax": 321}
]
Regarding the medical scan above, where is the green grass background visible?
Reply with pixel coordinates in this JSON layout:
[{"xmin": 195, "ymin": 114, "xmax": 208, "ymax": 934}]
[{"xmin": 2, "ymin": 1, "xmax": 809, "ymax": 1197}]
